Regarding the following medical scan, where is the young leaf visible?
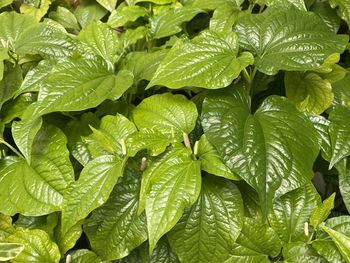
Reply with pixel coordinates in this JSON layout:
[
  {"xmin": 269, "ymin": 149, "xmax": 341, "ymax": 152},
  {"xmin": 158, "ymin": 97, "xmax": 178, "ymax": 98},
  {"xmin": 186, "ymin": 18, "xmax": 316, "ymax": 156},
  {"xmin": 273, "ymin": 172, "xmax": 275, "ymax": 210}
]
[
  {"xmin": 168, "ymin": 175, "xmax": 244, "ymax": 263},
  {"xmin": 140, "ymin": 144, "xmax": 201, "ymax": 254},
  {"xmin": 61, "ymin": 155, "xmax": 126, "ymax": 234},
  {"xmin": 197, "ymin": 135, "xmax": 239, "ymax": 180},
  {"xmin": 268, "ymin": 184, "xmax": 320, "ymax": 243},
  {"xmin": 20, "ymin": 0, "xmax": 51, "ymax": 22},
  {"xmin": 150, "ymin": 7, "xmax": 204, "ymax": 39},
  {"xmin": 132, "ymin": 93, "xmax": 198, "ymax": 141},
  {"xmin": 329, "ymin": 105, "xmax": 350, "ymax": 168},
  {"xmin": 69, "ymin": 249, "xmax": 103, "ymax": 263},
  {"xmin": 310, "ymin": 193, "xmax": 336, "ymax": 229},
  {"xmin": 0, "ymin": 243, "xmax": 24, "ymax": 261},
  {"xmin": 84, "ymin": 164, "xmax": 147, "ymax": 261},
  {"xmin": 96, "ymin": 0, "xmax": 117, "ymax": 12},
  {"xmin": 147, "ymin": 30, "xmax": 254, "ymax": 89},
  {"xmin": 5, "ymin": 228, "xmax": 60, "ymax": 263},
  {"xmin": 322, "ymin": 225, "xmax": 350, "ymax": 261},
  {"xmin": 285, "ymin": 72, "xmax": 333, "ymax": 115},
  {"xmin": 0, "ymin": 214, "xmax": 14, "ymax": 239},
  {"xmin": 0, "ymin": 156, "xmax": 63, "ymax": 215},
  {"xmin": 235, "ymin": 7, "xmax": 349, "ymax": 75},
  {"xmin": 21, "ymin": 58, "xmax": 133, "ymax": 120},
  {"xmin": 202, "ymin": 85, "xmax": 319, "ymax": 217}
]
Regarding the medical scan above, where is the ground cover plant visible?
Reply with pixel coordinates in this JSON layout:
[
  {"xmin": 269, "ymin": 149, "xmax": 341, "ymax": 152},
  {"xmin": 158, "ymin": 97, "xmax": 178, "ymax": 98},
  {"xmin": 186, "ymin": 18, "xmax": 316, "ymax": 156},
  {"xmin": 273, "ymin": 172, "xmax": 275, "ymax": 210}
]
[{"xmin": 0, "ymin": 0, "xmax": 350, "ymax": 262}]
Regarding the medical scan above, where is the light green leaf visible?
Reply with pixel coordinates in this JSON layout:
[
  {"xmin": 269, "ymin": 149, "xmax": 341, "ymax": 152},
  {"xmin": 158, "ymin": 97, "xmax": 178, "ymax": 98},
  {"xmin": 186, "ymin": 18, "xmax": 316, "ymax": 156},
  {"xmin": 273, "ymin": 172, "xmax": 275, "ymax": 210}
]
[
  {"xmin": 49, "ymin": 7, "xmax": 80, "ymax": 32},
  {"xmin": 15, "ymin": 214, "xmax": 58, "ymax": 239},
  {"xmin": 0, "ymin": 0, "xmax": 12, "ymax": 9},
  {"xmin": 310, "ymin": 193, "xmax": 335, "ymax": 229},
  {"xmin": 0, "ymin": 94, "xmax": 36, "ymax": 124},
  {"xmin": 84, "ymin": 164, "xmax": 147, "ymax": 261},
  {"xmin": 0, "ymin": 156, "xmax": 62, "ymax": 216},
  {"xmin": 235, "ymin": 7, "xmax": 349, "ymax": 75},
  {"xmin": 283, "ymin": 242, "xmax": 327, "ymax": 263},
  {"xmin": 333, "ymin": 71, "xmax": 350, "ymax": 107},
  {"xmin": 150, "ymin": 7, "xmax": 204, "ymax": 39},
  {"xmin": 210, "ymin": 5, "xmax": 239, "ymax": 33},
  {"xmin": 61, "ymin": 155, "xmax": 126, "ymax": 234},
  {"xmin": 311, "ymin": 1, "xmax": 341, "ymax": 33},
  {"xmin": 141, "ymin": 144, "xmax": 201, "ymax": 253},
  {"xmin": 12, "ymin": 118, "xmax": 42, "ymax": 162},
  {"xmin": 329, "ymin": 105, "xmax": 350, "ymax": 167},
  {"xmin": 168, "ymin": 175, "xmax": 244, "ymax": 263},
  {"xmin": 97, "ymin": 0, "xmax": 117, "ymax": 12},
  {"xmin": 22, "ymin": 58, "xmax": 133, "ymax": 120},
  {"xmin": 69, "ymin": 249, "xmax": 103, "ymax": 263},
  {"xmin": 189, "ymin": 0, "xmax": 243, "ymax": 10},
  {"xmin": 0, "ymin": 47, "xmax": 8, "ymax": 81},
  {"xmin": 202, "ymin": 85, "xmax": 319, "ymax": 217},
  {"xmin": 78, "ymin": 21, "xmax": 121, "ymax": 64},
  {"xmin": 126, "ymin": 128, "xmax": 171, "ymax": 157},
  {"xmin": 285, "ymin": 72, "xmax": 333, "ymax": 115},
  {"xmin": 132, "ymin": 93, "xmax": 198, "ymax": 140},
  {"xmin": 268, "ymin": 184, "xmax": 320, "ymax": 243},
  {"xmin": 20, "ymin": 0, "xmax": 51, "ymax": 22},
  {"xmin": 323, "ymin": 225, "xmax": 350, "ymax": 261},
  {"xmin": 107, "ymin": 5, "xmax": 148, "ymax": 28},
  {"xmin": 256, "ymin": 0, "xmax": 306, "ymax": 10},
  {"xmin": 197, "ymin": 134, "xmax": 239, "ymax": 180},
  {"xmin": 309, "ymin": 115, "xmax": 332, "ymax": 162},
  {"xmin": 90, "ymin": 114, "xmax": 136, "ymax": 156},
  {"xmin": 0, "ymin": 64, "xmax": 22, "ymax": 109},
  {"xmin": 0, "ymin": 243, "xmax": 24, "ymax": 261},
  {"xmin": 120, "ymin": 26, "xmax": 148, "ymax": 47},
  {"xmin": 148, "ymin": 30, "xmax": 254, "ymax": 89},
  {"xmin": 5, "ymin": 228, "xmax": 60, "ymax": 263},
  {"xmin": 55, "ymin": 220, "xmax": 83, "ymax": 255},
  {"xmin": 130, "ymin": 0, "xmax": 173, "ymax": 4},
  {"xmin": 329, "ymin": 0, "xmax": 350, "ymax": 28},
  {"xmin": 74, "ymin": 3, "xmax": 108, "ymax": 28},
  {"xmin": 225, "ymin": 217, "xmax": 282, "ymax": 262},
  {"xmin": 0, "ymin": 214, "xmax": 14, "ymax": 240}
]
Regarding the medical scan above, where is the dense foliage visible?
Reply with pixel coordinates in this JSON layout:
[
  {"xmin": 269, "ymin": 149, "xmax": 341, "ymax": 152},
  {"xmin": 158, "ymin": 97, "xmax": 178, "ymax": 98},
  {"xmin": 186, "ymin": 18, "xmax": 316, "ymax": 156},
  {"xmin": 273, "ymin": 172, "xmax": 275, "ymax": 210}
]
[{"xmin": 0, "ymin": 0, "xmax": 350, "ymax": 262}]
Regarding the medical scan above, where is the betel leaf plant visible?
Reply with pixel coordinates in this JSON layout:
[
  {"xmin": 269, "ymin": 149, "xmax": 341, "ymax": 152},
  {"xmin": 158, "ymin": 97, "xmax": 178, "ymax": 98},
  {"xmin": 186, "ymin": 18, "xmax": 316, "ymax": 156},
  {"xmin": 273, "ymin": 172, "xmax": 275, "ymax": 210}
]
[{"xmin": 0, "ymin": 0, "xmax": 350, "ymax": 262}]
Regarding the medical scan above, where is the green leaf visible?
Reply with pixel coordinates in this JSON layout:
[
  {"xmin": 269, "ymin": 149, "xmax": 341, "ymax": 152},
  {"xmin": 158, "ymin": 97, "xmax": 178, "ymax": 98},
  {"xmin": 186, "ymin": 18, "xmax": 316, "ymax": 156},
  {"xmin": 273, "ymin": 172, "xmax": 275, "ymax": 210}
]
[
  {"xmin": 129, "ymin": 0, "xmax": 173, "ymax": 5},
  {"xmin": 210, "ymin": 5, "xmax": 239, "ymax": 33},
  {"xmin": 140, "ymin": 144, "xmax": 201, "ymax": 253},
  {"xmin": 78, "ymin": 21, "xmax": 122, "ymax": 64},
  {"xmin": 54, "ymin": 220, "xmax": 83, "ymax": 255},
  {"xmin": 268, "ymin": 184, "xmax": 320, "ymax": 243},
  {"xmin": 0, "ymin": 156, "xmax": 62, "ymax": 216},
  {"xmin": 107, "ymin": 5, "xmax": 148, "ymax": 28},
  {"xmin": 49, "ymin": 7, "xmax": 80, "ymax": 32},
  {"xmin": 225, "ymin": 217, "xmax": 282, "ymax": 262},
  {"xmin": 150, "ymin": 237, "xmax": 180, "ymax": 263},
  {"xmin": 20, "ymin": 0, "xmax": 51, "ymax": 22},
  {"xmin": 333, "ymin": 71, "xmax": 350, "ymax": 107},
  {"xmin": 0, "ymin": 64, "xmax": 23, "ymax": 109},
  {"xmin": 150, "ymin": 7, "xmax": 204, "ymax": 39},
  {"xmin": 322, "ymin": 225, "xmax": 350, "ymax": 262},
  {"xmin": 329, "ymin": 0, "xmax": 350, "ymax": 28},
  {"xmin": 283, "ymin": 242, "xmax": 327, "ymax": 263},
  {"xmin": 202, "ymin": 85, "xmax": 319, "ymax": 217},
  {"xmin": 0, "ymin": 243, "xmax": 24, "ymax": 261},
  {"xmin": 310, "ymin": 193, "xmax": 336, "ymax": 229},
  {"xmin": 309, "ymin": 115, "xmax": 332, "ymax": 162},
  {"xmin": 97, "ymin": 0, "xmax": 117, "ymax": 12},
  {"xmin": 69, "ymin": 249, "xmax": 103, "ymax": 263},
  {"xmin": 74, "ymin": 3, "xmax": 108, "ymax": 28},
  {"xmin": 168, "ymin": 175, "xmax": 244, "ymax": 263},
  {"xmin": 189, "ymin": 0, "xmax": 243, "ymax": 10},
  {"xmin": 256, "ymin": 0, "xmax": 306, "ymax": 10},
  {"xmin": 311, "ymin": 1, "xmax": 341, "ymax": 33},
  {"xmin": 197, "ymin": 134, "xmax": 239, "ymax": 180},
  {"xmin": 12, "ymin": 118, "xmax": 42, "ymax": 162},
  {"xmin": 132, "ymin": 93, "xmax": 198, "ymax": 140},
  {"xmin": 126, "ymin": 128, "xmax": 171, "ymax": 157},
  {"xmin": 22, "ymin": 58, "xmax": 133, "ymax": 120},
  {"xmin": 148, "ymin": 30, "xmax": 253, "ymax": 89},
  {"xmin": 0, "ymin": 47, "xmax": 9, "ymax": 81},
  {"xmin": 5, "ymin": 228, "xmax": 60, "ymax": 263},
  {"xmin": 61, "ymin": 155, "xmax": 126, "ymax": 234},
  {"xmin": 0, "ymin": 214, "xmax": 14, "ymax": 240},
  {"xmin": 329, "ymin": 105, "xmax": 350, "ymax": 167},
  {"xmin": 15, "ymin": 214, "xmax": 58, "ymax": 239},
  {"xmin": 285, "ymin": 72, "xmax": 333, "ymax": 115},
  {"xmin": 336, "ymin": 158, "xmax": 350, "ymax": 213},
  {"xmin": 0, "ymin": 94, "xmax": 36, "ymax": 124},
  {"xmin": 235, "ymin": 7, "xmax": 349, "ymax": 75},
  {"xmin": 0, "ymin": 0, "xmax": 12, "ymax": 9},
  {"xmin": 84, "ymin": 163, "xmax": 147, "ymax": 261}
]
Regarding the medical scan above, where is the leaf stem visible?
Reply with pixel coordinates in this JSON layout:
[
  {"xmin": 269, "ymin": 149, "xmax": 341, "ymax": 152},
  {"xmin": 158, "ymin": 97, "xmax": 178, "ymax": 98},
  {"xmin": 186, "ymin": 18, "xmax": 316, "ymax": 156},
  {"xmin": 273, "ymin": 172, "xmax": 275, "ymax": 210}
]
[{"xmin": 0, "ymin": 139, "xmax": 24, "ymax": 159}]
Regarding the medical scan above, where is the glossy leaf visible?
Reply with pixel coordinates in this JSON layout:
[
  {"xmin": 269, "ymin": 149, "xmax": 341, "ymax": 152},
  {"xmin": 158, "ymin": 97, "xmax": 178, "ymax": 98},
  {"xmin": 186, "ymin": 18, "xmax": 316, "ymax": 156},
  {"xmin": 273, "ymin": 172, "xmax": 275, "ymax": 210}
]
[
  {"xmin": 0, "ymin": 214, "xmax": 14, "ymax": 239},
  {"xmin": 310, "ymin": 193, "xmax": 336, "ymax": 229},
  {"xmin": 55, "ymin": 220, "xmax": 83, "ymax": 255},
  {"xmin": 148, "ymin": 30, "xmax": 254, "ymax": 89},
  {"xmin": 15, "ymin": 214, "xmax": 58, "ymax": 239},
  {"xmin": 336, "ymin": 158, "xmax": 350, "ymax": 213},
  {"xmin": 190, "ymin": 0, "xmax": 243, "ymax": 10},
  {"xmin": 285, "ymin": 72, "xmax": 333, "ymax": 115},
  {"xmin": 256, "ymin": 0, "xmax": 306, "ymax": 10},
  {"xmin": 329, "ymin": 0, "xmax": 350, "ymax": 27},
  {"xmin": 107, "ymin": 5, "xmax": 148, "ymax": 28},
  {"xmin": 150, "ymin": 7, "xmax": 204, "ymax": 39},
  {"xmin": 97, "ymin": 0, "xmax": 117, "ymax": 12},
  {"xmin": 0, "ymin": 243, "xmax": 24, "ymax": 261},
  {"xmin": 140, "ymin": 144, "xmax": 201, "ymax": 253},
  {"xmin": 84, "ymin": 164, "xmax": 147, "ymax": 260},
  {"xmin": 283, "ymin": 242, "xmax": 327, "ymax": 263},
  {"xmin": 20, "ymin": 0, "xmax": 51, "ymax": 22},
  {"xmin": 311, "ymin": 1, "xmax": 341, "ymax": 33},
  {"xmin": 61, "ymin": 155, "xmax": 126, "ymax": 234},
  {"xmin": 150, "ymin": 237, "xmax": 180, "ymax": 263},
  {"xmin": 202, "ymin": 85, "xmax": 319, "ymax": 216},
  {"xmin": 0, "ymin": 64, "xmax": 22, "ymax": 109},
  {"xmin": 69, "ymin": 249, "xmax": 103, "ymax": 263},
  {"xmin": 49, "ymin": 7, "xmax": 80, "ymax": 32},
  {"xmin": 168, "ymin": 175, "xmax": 244, "ymax": 263},
  {"xmin": 197, "ymin": 135, "xmax": 239, "ymax": 180},
  {"xmin": 5, "ymin": 228, "xmax": 60, "ymax": 263},
  {"xmin": 132, "ymin": 93, "xmax": 198, "ymax": 140},
  {"xmin": 210, "ymin": 5, "xmax": 239, "ymax": 33},
  {"xmin": 235, "ymin": 7, "xmax": 349, "ymax": 75},
  {"xmin": 322, "ymin": 225, "xmax": 350, "ymax": 261}
]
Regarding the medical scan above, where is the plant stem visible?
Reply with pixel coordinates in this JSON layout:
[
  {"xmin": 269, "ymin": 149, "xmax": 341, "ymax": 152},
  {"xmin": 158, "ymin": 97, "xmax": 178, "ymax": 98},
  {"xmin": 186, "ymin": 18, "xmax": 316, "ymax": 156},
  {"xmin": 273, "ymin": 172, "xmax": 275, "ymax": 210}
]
[{"xmin": 0, "ymin": 139, "xmax": 24, "ymax": 159}]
